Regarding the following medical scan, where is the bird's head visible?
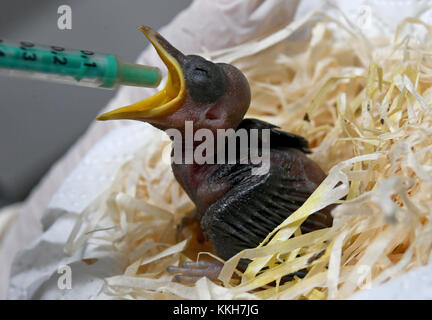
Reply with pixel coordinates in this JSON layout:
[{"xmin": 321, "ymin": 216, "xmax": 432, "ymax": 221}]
[{"xmin": 97, "ymin": 26, "xmax": 251, "ymax": 133}]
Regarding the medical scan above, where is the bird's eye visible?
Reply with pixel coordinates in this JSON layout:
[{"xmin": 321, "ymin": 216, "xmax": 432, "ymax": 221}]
[
  {"xmin": 184, "ymin": 55, "xmax": 226, "ymax": 104},
  {"xmin": 194, "ymin": 68, "xmax": 208, "ymax": 76},
  {"xmin": 191, "ymin": 67, "xmax": 210, "ymax": 84}
]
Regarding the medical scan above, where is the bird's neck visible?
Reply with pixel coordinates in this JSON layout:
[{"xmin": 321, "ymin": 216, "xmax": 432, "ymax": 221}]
[{"xmin": 169, "ymin": 127, "xmax": 233, "ymax": 216}]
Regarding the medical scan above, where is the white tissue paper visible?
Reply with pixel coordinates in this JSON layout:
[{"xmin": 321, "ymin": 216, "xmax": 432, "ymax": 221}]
[{"xmin": 8, "ymin": 123, "xmax": 162, "ymax": 299}]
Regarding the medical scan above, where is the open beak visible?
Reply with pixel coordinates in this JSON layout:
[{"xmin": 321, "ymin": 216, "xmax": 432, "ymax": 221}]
[{"xmin": 97, "ymin": 26, "xmax": 186, "ymax": 121}]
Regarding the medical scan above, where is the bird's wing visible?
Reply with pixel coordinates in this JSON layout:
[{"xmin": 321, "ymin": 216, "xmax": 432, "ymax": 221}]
[
  {"xmin": 201, "ymin": 165, "xmax": 331, "ymax": 262},
  {"xmin": 237, "ymin": 118, "xmax": 310, "ymax": 153}
]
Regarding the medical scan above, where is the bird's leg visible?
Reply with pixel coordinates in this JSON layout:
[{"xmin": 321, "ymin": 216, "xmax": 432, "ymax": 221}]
[
  {"xmin": 176, "ymin": 208, "xmax": 205, "ymax": 242},
  {"xmin": 166, "ymin": 260, "xmax": 224, "ymax": 283}
]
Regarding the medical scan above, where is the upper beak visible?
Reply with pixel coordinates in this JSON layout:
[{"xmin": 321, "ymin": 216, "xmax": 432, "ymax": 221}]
[{"xmin": 97, "ymin": 26, "xmax": 186, "ymax": 121}]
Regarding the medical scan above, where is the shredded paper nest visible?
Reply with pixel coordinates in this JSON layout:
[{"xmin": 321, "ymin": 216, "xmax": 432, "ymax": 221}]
[{"xmin": 66, "ymin": 6, "xmax": 432, "ymax": 299}]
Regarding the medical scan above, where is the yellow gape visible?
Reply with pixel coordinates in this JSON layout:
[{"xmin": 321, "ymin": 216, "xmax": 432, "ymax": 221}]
[{"xmin": 97, "ymin": 26, "xmax": 186, "ymax": 121}]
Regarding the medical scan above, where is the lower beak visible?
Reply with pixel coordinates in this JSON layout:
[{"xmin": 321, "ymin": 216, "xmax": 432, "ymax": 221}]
[{"xmin": 97, "ymin": 26, "xmax": 186, "ymax": 121}]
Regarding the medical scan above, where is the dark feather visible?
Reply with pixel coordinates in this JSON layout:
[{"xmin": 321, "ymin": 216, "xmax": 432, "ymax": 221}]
[
  {"xmin": 238, "ymin": 118, "xmax": 310, "ymax": 153},
  {"xmin": 201, "ymin": 166, "xmax": 318, "ymax": 261},
  {"xmin": 200, "ymin": 118, "xmax": 333, "ymax": 265}
]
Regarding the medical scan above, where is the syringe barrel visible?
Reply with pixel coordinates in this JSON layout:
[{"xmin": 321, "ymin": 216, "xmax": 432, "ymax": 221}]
[{"xmin": 0, "ymin": 39, "xmax": 161, "ymax": 89}]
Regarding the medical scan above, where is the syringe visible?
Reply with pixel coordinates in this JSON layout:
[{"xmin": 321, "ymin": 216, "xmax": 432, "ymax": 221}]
[{"xmin": 0, "ymin": 39, "xmax": 162, "ymax": 89}]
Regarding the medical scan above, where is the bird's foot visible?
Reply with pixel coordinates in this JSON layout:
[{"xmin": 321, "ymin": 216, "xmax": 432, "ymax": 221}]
[{"xmin": 167, "ymin": 260, "xmax": 224, "ymax": 284}]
